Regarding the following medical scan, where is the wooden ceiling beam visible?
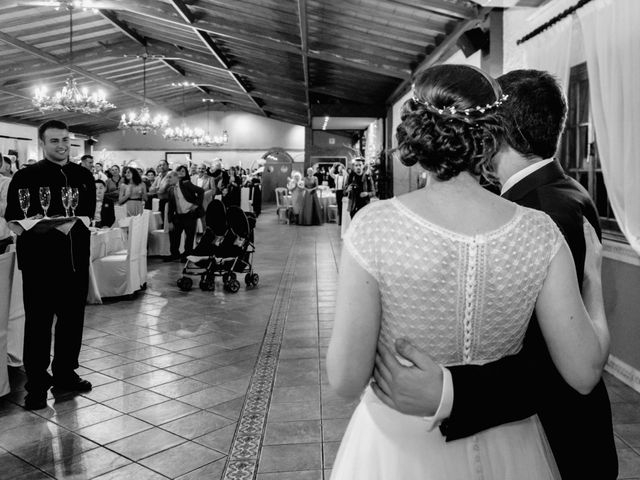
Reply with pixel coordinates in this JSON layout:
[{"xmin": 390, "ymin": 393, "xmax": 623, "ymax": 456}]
[
  {"xmin": 308, "ymin": 50, "xmax": 410, "ymax": 80},
  {"xmin": 297, "ymin": 0, "xmax": 311, "ymax": 126},
  {"xmin": 0, "ymin": 30, "xmax": 170, "ymax": 110},
  {"xmin": 97, "ymin": 9, "xmax": 209, "ymax": 96},
  {"xmin": 166, "ymin": 0, "xmax": 267, "ymax": 117},
  {"xmin": 387, "ymin": 7, "xmax": 491, "ymax": 106},
  {"xmin": 388, "ymin": 0, "xmax": 478, "ymax": 20}
]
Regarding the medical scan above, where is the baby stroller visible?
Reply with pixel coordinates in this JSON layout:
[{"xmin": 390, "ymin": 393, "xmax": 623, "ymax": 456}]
[{"xmin": 177, "ymin": 200, "xmax": 258, "ymax": 293}]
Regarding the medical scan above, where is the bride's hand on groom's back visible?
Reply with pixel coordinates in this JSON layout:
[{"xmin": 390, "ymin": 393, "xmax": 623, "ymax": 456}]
[{"xmin": 372, "ymin": 339, "xmax": 442, "ymax": 416}]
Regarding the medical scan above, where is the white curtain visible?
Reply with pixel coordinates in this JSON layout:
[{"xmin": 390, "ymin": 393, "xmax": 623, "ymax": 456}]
[
  {"xmin": 521, "ymin": 17, "xmax": 574, "ymax": 92},
  {"xmin": 578, "ymin": 0, "xmax": 640, "ymax": 254}
]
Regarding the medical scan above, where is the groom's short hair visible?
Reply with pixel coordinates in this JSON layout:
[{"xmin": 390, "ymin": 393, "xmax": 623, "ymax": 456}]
[{"xmin": 497, "ymin": 69, "xmax": 567, "ymax": 160}]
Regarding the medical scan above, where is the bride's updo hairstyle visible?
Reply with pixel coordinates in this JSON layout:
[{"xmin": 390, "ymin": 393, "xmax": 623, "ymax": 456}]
[{"xmin": 396, "ymin": 64, "xmax": 505, "ymax": 182}]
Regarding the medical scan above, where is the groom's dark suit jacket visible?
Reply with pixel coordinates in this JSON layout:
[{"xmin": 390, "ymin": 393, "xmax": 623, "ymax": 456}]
[{"xmin": 441, "ymin": 160, "xmax": 618, "ymax": 479}]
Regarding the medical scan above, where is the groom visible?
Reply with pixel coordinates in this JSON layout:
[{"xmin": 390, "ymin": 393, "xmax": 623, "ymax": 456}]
[{"xmin": 372, "ymin": 70, "xmax": 618, "ymax": 479}]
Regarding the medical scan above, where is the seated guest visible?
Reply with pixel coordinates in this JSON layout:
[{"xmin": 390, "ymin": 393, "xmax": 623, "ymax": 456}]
[
  {"xmin": 166, "ymin": 166, "xmax": 204, "ymax": 261},
  {"xmin": 94, "ymin": 180, "xmax": 115, "ymax": 228}
]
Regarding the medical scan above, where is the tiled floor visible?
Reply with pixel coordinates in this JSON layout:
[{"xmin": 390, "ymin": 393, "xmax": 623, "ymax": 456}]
[{"xmin": 1, "ymin": 206, "xmax": 640, "ymax": 479}]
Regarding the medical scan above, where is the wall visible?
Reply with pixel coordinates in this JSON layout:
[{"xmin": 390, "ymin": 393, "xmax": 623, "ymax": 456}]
[
  {"xmin": 308, "ymin": 130, "xmax": 354, "ymax": 170},
  {"xmin": 0, "ymin": 121, "xmax": 39, "ymax": 167},
  {"xmin": 96, "ymin": 110, "xmax": 305, "ymax": 170}
]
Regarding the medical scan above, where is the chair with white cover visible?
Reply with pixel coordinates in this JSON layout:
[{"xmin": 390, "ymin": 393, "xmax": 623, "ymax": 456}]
[
  {"xmin": 92, "ymin": 210, "xmax": 149, "ymax": 298},
  {"xmin": 275, "ymin": 187, "xmax": 291, "ymax": 224},
  {"xmin": 7, "ymin": 244, "xmax": 24, "ymax": 367},
  {"xmin": 0, "ymin": 250, "xmax": 15, "ymax": 396},
  {"xmin": 148, "ymin": 204, "xmax": 171, "ymax": 256},
  {"xmin": 114, "ymin": 204, "xmax": 127, "ymax": 224}
]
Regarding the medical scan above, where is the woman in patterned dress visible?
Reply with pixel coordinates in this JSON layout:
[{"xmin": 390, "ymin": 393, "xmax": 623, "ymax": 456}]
[{"xmin": 326, "ymin": 64, "xmax": 609, "ymax": 480}]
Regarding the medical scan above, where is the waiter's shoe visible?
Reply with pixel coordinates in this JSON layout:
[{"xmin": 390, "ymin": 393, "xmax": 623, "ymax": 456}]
[
  {"xmin": 53, "ymin": 377, "xmax": 93, "ymax": 393},
  {"xmin": 24, "ymin": 391, "xmax": 48, "ymax": 410}
]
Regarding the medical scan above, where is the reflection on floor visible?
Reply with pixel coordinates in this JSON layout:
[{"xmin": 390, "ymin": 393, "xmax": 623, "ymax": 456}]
[{"xmin": 0, "ymin": 207, "xmax": 639, "ymax": 479}]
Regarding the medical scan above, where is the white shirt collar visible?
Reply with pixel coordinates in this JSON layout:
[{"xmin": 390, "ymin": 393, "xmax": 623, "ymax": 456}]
[{"xmin": 500, "ymin": 158, "xmax": 555, "ymax": 196}]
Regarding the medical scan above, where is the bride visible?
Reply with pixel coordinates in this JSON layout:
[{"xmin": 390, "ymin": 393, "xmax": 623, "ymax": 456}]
[{"xmin": 326, "ymin": 64, "xmax": 609, "ymax": 479}]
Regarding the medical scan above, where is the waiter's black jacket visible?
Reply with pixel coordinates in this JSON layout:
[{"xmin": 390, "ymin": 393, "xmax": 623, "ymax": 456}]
[{"xmin": 6, "ymin": 159, "xmax": 96, "ymax": 273}]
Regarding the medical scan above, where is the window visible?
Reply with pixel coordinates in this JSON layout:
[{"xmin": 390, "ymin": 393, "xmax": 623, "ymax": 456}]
[{"xmin": 559, "ymin": 63, "xmax": 622, "ymax": 237}]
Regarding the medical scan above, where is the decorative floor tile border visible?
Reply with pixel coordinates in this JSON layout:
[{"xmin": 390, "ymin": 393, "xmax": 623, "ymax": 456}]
[{"xmin": 222, "ymin": 242, "xmax": 297, "ymax": 480}]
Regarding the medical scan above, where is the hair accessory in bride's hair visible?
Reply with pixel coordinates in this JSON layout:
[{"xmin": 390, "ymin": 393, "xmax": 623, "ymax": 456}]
[{"xmin": 411, "ymin": 85, "xmax": 509, "ymax": 117}]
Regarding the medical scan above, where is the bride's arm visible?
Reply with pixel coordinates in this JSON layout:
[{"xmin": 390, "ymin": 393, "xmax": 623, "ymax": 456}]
[
  {"xmin": 327, "ymin": 247, "xmax": 381, "ymax": 400},
  {"xmin": 535, "ymin": 239, "xmax": 609, "ymax": 395}
]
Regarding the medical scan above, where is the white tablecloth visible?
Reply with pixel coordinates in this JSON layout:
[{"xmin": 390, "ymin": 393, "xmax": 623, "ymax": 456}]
[
  {"xmin": 341, "ymin": 197, "xmax": 350, "ymax": 238},
  {"xmin": 0, "ymin": 250, "xmax": 15, "ymax": 396}
]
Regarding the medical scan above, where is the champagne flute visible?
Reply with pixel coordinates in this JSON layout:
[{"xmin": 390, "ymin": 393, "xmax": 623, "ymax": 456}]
[
  {"xmin": 39, "ymin": 186, "xmax": 51, "ymax": 218},
  {"xmin": 18, "ymin": 188, "xmax": 30, "ymax": 219},
  {"xmin": 70, "ymin": 188, "xmax": 79, "ymax": 217},
  {"xmin": 61, "ymin": 186, "xmax": 71, "ymax": 217}
]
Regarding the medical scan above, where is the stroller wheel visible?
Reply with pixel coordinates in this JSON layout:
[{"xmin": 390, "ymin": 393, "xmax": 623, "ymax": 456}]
[
  {"xmin": 177, "ymin": 277, "xmax": 193, "ymax": 291},
  {"xmin": 227, "ymin": 279, "xmax": 241, "ymax": 293},
  {"xmin": 200, "ymin": 277, "xmax": 215, "ymax": 291},
  {"xmin": 245, "ymin": 273, "xmax": 259, "ymax": 286},
  {"xmin": 222, "ymin": 272, "xmax": 236, "ymax": 284}
]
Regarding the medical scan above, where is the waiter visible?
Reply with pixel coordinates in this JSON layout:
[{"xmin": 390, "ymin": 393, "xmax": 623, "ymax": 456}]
[{"xmin": 6, "ymin": 119, "xmax": 95, "ymax": 410}]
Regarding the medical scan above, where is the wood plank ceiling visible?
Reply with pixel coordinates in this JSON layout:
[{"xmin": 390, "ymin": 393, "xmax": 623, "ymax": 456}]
[{"xmin": 0, "ymin": 0, "xmax": 490, "ymax": 135}]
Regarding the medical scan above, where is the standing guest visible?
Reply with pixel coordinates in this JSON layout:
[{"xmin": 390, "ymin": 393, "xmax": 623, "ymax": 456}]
[
  {"xmin": 189, "ymin": 163, "xmax": 198, "ymax": 177},
  {"xmin": 93, "ymin": 161, "xmax": 108, "ymax": 182},
  {"xmin": 249, "ymin": 172, "xmax": 262, "ymax": 217},
  {"xmin": 287, "ymin": 172, "xmax": 304, "ymax": 224},
  {"xmin": 104, "ymin": 165, "xmax": 122, "ymax": 204},
  {"xmin": 94, "ymin": 179, "xmax": 114, "ymax": 228},
  {"xmin": 143, "ymin": 169, "xmax": 156, "ymax": 209},
  {"xmin": 299, "ymin": 167, "xmax": 323, "ymax": 225},
  {"xmin": 118, "ymin": 166, "xmax": 147, "ymax": 216},
  {"xmin": 191, "ymin": 163, "xmax": 215, "ymax": 191},
  {"xmin": 167, "ymin": 166, "xmax": 204, "ymax": 261},
  {"xmin": 149, "ymin": 159, "xmax": 170, "ymax": 217},
  {"xmin": 221, "ymin": 166, "xmax": 241, "ymax": 207},
  {"xmin": 330, "ymin": 163, "xmax": 347, "ymax": 225},
  {"xmin": 144, "ymin": 169, "xmax": 156, "ymax": 189},
  {"xmin": 0, "ymin": 156, "xmax": 13, "ymax": 253},
  {"xmin": 6, "ymin": 119, "xmax": 96, "ymax": 410},
  {"xmin": 79, "ymin": 154, "xmax": 93, "ymax": 173},
  {"xmin": 345, "ymin": 157, "xmax": 375, "ymax": 218}
]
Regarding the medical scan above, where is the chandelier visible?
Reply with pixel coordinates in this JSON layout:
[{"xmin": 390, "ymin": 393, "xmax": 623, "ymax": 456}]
[
  {"xmin": 32, "ymin": 2, "xmax": 115, "ymax": 114},
  {"xmin": 191, "ymin": 99, "xmax": 229, "ymax": 147},
  {"xmin": 163, "ymin": 82, "xmax": 199, "ymax": 142},
  {"xmin": 118, "ymin": 55, "xmax": 169, "ymax": 135}
]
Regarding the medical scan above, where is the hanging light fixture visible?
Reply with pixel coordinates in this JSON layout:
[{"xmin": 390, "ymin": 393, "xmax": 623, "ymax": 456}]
[
  {"xmin": 192, "ymin": 99, "xmax": 229, "ymax": 147},
  {"xmin": 118, "ymin": 54, "xmax": 170, "ymax": 135},
  {"xmin": 33, "ymin": 1, "xmax": 115, "ymax": 114},
  {"xmin": 163, "ymin": 82, "xmax": 200, "ymax": 143}
]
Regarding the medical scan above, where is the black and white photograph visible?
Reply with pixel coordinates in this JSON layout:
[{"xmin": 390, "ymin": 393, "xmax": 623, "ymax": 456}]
[{"xmin": 0, "ymin": 0, "xmax": 637, "ymax": 479}]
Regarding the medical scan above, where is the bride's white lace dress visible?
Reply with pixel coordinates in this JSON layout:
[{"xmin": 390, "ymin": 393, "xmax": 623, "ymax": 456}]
[{"xmin": 331, "ymin": 198, "xmax": 563, "ymax": 480}]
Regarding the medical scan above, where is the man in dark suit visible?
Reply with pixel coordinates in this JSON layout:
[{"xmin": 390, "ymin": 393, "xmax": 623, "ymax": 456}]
[
  {"xmin": 6, "ymin": 119, "xmax": 96, "ymax": 410},
  {"xmin": 372, "ymin": 70, "xmax": 617, "ymax": 479}
]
